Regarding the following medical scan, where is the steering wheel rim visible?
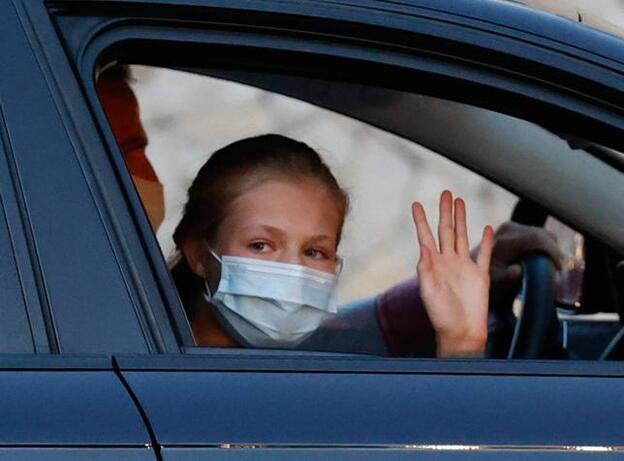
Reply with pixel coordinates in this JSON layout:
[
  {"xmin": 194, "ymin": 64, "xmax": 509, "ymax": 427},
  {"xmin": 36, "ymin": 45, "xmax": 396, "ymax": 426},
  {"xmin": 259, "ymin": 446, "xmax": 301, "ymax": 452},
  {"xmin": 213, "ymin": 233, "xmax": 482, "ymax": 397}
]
[{"xmin": 506, "ymin": 253, "xmax": 560, "ymax": 359}]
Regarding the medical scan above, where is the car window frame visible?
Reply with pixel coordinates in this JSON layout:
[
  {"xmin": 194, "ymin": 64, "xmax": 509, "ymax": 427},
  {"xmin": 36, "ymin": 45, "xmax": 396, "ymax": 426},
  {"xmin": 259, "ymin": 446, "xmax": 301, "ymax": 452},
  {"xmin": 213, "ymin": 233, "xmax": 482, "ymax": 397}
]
[
  {"xmin": 49, "ymin": 2, "xmax": 624, "ymax": 370},
  {"xmin": 0, "ymin": 104, "xmax": 49, "ymax": 354},
  {"xmin": 9, "ymin": 0, "xmax": 184, "ymax": 355}
]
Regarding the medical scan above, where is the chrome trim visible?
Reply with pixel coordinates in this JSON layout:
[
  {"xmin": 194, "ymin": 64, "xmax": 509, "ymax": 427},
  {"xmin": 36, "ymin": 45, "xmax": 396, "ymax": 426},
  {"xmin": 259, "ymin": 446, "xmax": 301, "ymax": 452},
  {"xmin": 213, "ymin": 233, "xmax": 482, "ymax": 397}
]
[{"xmin": 211, "ymin": 443, "xmax": 623, "ymax": 452}]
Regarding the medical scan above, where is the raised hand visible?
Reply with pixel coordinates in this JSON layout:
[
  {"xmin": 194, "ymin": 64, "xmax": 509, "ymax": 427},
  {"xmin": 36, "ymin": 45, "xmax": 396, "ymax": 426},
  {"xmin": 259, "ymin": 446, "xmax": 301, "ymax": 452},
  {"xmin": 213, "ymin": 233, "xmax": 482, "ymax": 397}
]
[{"xmin": 412, "ymin": 191, "xmax": 494, "ymax": 358}]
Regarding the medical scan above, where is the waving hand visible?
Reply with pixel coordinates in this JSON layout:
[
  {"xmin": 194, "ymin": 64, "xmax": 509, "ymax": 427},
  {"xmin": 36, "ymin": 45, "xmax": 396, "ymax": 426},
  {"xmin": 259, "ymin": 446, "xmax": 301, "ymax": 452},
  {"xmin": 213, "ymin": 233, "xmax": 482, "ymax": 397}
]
[{"xmin": 412, "ymin": 191, "xmax": 494, "ymax": 357}]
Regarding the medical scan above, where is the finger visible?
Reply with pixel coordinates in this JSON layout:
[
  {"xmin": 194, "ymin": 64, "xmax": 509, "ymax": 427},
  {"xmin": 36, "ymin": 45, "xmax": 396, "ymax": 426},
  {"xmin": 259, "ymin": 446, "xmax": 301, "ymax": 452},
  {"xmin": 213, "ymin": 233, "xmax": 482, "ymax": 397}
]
[
  {"xmin": 454, "ymin": 197, "xmax": 469, "ymax": 255},
  {"xmin": 417, "ymin": 243, "xmax": 432, "ymax": 274},
  {"xmin": 539, "ymin": 234, "xmax": 565, "ymax": 270},
  {"xmin": 477, "ymin": 225, "xmax": 494, "ymax": 271},
  {"xmin": 438, "ymin": 190, "xmax": 455, "ymax": 254},
  {"xmin": 412, "ymin": 202, "xmax": 437, "ymax": 252}
]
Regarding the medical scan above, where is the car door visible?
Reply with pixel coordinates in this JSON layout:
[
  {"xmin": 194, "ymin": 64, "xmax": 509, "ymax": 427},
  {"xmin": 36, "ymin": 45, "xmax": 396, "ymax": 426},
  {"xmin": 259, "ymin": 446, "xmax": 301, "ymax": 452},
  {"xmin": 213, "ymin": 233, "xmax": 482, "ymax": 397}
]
[
  {"xmin": 0, "ymin": 1, "xmax": 159, "ymax": 459},
  {"xmin": 42, "ymin": 0, "xmax": 624, "ymax": 459}
]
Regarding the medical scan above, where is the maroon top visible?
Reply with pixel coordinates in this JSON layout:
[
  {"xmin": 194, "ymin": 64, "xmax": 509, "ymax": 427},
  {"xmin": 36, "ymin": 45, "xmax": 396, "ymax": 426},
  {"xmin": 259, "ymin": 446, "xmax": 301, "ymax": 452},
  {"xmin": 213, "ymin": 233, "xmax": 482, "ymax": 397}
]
[{"xmin": 376, "ymin": 278, "xmax": 437, "ymax": 357}]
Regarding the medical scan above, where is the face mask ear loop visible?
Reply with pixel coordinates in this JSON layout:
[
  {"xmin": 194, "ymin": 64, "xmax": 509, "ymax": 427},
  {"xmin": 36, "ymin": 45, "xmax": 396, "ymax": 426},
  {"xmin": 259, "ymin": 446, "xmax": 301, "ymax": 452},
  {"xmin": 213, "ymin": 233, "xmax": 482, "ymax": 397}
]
[
  {"xmin": 207, "ymin": 247, "xmax": 223, "ymax": 264},
  {"xmin": 203, "ymin": 244, "xmax": 223, "ymax": 301},
  {"xmin": 335, "ymin": 256, "xmax": 344, "ymax": 276},
  {"xmin": 203, "ymin": 278, "xmax": 214, "ymax": 301}
]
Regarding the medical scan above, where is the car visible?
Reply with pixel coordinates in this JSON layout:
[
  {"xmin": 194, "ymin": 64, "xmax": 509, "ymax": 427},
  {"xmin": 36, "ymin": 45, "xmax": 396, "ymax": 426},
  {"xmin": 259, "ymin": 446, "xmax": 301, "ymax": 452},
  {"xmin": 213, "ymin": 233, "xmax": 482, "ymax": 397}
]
[{"xmin": 2, "ymin": 0, "xmax": 624, "ymax": 459}]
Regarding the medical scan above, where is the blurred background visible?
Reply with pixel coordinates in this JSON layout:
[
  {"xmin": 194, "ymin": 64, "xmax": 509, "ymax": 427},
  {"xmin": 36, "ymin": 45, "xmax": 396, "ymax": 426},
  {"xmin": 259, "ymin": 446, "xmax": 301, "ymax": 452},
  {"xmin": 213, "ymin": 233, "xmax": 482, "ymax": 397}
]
[{"xmin": 128, "ymin": 0, "xmax": 624, "ymax": 303}]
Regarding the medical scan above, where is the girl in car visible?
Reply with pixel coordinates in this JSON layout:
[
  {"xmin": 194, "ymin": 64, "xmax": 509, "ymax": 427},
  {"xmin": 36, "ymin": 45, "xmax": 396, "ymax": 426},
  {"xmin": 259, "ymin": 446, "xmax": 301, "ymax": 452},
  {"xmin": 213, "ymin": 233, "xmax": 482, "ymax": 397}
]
[{"xmin": 170, "ymin": 133, "xmax": 500, "ymax": 357}]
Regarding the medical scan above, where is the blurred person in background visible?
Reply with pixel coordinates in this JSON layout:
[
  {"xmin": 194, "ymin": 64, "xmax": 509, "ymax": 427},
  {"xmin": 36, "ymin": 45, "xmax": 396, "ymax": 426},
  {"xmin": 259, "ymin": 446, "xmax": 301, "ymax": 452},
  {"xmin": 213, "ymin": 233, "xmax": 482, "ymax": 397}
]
[{"xmin": 97, "ymin": 64, "xmax": 165, "ymax": 229}]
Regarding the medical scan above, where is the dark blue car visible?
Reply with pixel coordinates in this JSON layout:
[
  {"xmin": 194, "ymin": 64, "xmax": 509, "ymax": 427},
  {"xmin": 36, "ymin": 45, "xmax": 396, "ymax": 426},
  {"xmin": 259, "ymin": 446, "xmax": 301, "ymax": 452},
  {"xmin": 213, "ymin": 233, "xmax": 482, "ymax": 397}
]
[{"xmin": 1, "ymin": 0, "xmax": 624, "ymax": 459}]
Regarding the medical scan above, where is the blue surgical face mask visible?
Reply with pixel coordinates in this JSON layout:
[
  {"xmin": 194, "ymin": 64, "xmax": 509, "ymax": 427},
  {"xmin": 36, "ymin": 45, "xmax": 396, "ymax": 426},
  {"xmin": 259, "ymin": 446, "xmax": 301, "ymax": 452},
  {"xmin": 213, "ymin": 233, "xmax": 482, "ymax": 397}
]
[{"xmin": 204, "ymin": 252, "xmax": 339, "ymax": 348}]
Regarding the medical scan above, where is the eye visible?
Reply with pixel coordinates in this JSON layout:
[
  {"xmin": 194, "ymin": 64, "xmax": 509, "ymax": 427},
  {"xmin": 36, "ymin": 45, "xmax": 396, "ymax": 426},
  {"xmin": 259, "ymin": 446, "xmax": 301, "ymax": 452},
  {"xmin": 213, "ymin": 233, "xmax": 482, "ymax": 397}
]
[
  {"xmin": 248, "ymin": 241, "xmax": 270, "ymax": 253},
  {"xmin": 305, "ymin": 248, "xmax": 328, "ymax": 260}
]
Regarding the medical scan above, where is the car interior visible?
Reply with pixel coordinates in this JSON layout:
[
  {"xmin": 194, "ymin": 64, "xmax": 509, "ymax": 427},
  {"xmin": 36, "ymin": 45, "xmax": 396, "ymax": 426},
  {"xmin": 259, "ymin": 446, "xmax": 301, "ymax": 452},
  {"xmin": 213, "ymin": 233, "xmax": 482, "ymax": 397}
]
[{"xmin": 96, "ymin": 60, "xmax": 624, "ymax": 363}]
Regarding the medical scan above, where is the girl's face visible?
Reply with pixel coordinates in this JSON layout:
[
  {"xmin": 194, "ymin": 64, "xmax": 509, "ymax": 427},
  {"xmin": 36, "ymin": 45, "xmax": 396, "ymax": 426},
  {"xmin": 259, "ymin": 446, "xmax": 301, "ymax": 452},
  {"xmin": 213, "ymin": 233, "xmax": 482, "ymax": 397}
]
[{"xmin": 212, "ymin": 178, "xmax": 342, "ymax": 274}]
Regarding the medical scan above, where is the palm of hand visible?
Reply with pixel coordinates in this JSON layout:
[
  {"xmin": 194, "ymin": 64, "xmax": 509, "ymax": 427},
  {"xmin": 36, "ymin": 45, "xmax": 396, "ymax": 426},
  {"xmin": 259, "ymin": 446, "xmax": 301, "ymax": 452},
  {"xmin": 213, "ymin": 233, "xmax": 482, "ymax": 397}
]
[
  {"xmin": 419, "ymin": 251, "xmax": 489, "ymax": 349},
  {"xmin": 412, "ymin": 191, "xmax": 493, "ymax": 357}
]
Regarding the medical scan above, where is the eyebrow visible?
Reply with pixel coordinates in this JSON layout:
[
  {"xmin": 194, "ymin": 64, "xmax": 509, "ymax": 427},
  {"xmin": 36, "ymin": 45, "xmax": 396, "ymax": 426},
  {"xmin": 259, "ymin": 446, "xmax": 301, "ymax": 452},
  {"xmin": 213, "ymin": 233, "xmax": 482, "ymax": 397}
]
[
  {"xmin": 240, "ymin": 225, "xmax": 335, "ymax": 244},
  {"xmin": 306, "ymin": 235, "xmax": 335, "ymax": 245},
  {"xmin": 240, "ymin": 224, "xmax": 286, "ymax": 238}
]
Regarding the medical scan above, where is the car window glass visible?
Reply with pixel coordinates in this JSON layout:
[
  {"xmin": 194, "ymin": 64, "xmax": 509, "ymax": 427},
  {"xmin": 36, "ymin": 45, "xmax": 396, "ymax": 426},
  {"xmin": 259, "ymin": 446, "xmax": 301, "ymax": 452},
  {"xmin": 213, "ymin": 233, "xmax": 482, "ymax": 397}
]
[{"xmin": 96, "ymin": 64, "xmax": 620, "ymax": 361}]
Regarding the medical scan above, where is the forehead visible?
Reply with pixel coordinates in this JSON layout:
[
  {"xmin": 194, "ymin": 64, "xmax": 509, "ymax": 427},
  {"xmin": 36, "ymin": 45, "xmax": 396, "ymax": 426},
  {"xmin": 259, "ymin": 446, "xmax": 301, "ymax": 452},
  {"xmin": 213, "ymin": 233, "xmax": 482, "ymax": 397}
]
[{"xmin": 224, "ymin": 178, "xmax": 342, "ymax": 232}]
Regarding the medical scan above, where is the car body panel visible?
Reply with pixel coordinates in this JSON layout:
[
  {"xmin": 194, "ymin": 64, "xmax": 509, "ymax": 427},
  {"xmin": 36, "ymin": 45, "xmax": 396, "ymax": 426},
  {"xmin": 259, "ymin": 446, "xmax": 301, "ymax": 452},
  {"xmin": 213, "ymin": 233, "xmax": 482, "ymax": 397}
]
[
  {"xmin": 0, "ymin": 449, "xmax": 154, "ymax": 461},
  {"xmin": 0, "ymin": 0, "xmax": 159, "ymax": 355},
  {"xmin": 122, "ymin": 366, "xmax": 624, "ymax": 447},
  {"xmin": 16, "ymin": 0, "xmax": 190, "ymax": 353},
  {"xmin": 46, "ymin": 0, "xmax": 624, "ymax": 72},
  {"xmin": 0, "ymin": 195, "xmax": 36, "ymax": 353},
  {"xmin": 0, "ymin": 357, "xmax": 151, "ymax": 446},
  {"xmin": 117, "ymin": 355, "xmax": 624, "ymax": 451}
]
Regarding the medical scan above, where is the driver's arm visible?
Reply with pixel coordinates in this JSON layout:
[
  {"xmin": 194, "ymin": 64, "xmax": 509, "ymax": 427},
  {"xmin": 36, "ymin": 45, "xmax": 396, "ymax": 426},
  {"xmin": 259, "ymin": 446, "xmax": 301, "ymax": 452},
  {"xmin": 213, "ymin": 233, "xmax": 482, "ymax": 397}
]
[{"xmin": 482, "ymin": 222, "xmax": 563, "ymax": 311}]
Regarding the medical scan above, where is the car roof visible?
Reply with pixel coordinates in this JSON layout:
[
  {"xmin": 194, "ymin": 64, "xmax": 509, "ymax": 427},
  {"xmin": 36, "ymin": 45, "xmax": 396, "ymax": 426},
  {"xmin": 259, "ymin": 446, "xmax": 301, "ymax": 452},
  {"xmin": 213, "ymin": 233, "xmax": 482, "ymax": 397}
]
[
  {"xmin": 47, "ymin": 0, "xmax": 624, "ymax": 66},
  {"xmin": 362, "ymin": 0, "xmax": 624, "ymax": 64}
]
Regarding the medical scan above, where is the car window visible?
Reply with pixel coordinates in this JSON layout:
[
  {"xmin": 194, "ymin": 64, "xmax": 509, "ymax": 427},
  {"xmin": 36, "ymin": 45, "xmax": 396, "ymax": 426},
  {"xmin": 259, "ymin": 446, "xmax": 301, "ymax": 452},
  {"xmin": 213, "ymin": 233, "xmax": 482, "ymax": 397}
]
[
  {"xmin": 95, "ymin": 63, "xmax": 623, "ymax": 361},
  {"xmin": 127, "ymin": 66, "xmax": 517, "ymax": 303}
]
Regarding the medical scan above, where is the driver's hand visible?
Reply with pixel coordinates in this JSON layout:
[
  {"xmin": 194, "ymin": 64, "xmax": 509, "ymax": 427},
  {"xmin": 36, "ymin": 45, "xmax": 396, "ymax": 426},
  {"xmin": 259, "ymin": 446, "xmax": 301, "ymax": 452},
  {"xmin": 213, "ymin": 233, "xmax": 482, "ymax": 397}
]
[
  {"xmin": 412, "ymin": 191, "xmax": 493, "ymax": 358},
  {"xmin": 480, "ymin": 221, "xmax": 564, "ymax": 310}
]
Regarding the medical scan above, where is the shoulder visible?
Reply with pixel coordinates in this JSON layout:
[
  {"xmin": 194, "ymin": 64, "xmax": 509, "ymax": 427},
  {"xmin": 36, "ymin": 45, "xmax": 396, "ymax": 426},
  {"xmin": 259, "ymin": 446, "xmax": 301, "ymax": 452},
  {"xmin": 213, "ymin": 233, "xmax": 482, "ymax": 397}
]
[{"xmin": 299, "ymin": 296, "xmax": 388, "ymax": 356}]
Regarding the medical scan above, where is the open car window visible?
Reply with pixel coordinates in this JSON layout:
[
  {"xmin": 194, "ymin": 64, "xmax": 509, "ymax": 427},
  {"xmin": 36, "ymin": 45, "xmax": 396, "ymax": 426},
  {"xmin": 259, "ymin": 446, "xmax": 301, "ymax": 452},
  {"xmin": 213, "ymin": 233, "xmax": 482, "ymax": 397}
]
[
  {"xmin": 128, "ymin": 66, "xmax": 517, "ymax": 303},
  {"xmin": 96, "ymin": 64, "xmax": 623, "ymax": 361}
]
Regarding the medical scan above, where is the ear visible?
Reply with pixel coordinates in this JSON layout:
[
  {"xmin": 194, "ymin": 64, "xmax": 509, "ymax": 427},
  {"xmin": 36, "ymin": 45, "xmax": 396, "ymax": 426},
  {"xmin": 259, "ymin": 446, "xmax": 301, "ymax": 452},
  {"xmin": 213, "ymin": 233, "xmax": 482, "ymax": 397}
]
[{"xmin": 181, "ymin": 239, "xmax": 208, "ymax": 277}]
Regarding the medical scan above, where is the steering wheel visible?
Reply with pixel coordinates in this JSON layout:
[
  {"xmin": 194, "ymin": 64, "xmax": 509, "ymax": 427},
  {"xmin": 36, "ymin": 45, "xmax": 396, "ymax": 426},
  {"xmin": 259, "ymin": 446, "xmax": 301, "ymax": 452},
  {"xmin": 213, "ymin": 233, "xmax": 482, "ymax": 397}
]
[
  {"xmin": 506, "ymin": 253, "xmax": 560, "ymax": 359},
  {"xmin": 485, "ymin": 200, "xmax": 563, "ymax": 359}
]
